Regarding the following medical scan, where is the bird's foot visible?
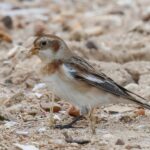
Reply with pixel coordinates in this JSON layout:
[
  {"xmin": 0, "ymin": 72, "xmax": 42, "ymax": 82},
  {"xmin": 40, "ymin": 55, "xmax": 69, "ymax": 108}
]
[
  {"xmin": 55, "ymin": 115, "xmax": 84, "ymax": 129},
  {"xmin": 55, "ymin": 124, "xmax": 75, "ymax": 129}
]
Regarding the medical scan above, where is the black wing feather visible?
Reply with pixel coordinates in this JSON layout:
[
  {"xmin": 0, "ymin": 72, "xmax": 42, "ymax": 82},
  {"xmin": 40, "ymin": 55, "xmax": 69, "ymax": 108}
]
[{"xmin": 64, "ymin": 57, "xmax": 150, "ymax": 110}]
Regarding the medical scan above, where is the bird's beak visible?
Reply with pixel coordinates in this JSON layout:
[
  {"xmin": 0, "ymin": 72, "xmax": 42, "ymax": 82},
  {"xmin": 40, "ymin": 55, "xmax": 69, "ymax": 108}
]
[{"xmin": 27, "ymin": 46, "xmax": 39, "ymax": 58}]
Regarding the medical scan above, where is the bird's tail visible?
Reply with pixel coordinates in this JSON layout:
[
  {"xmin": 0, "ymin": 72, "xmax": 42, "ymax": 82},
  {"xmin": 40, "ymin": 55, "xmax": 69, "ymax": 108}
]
[{"xmin": 125, "ymin": 89, "xmax": 150, "ymax": 110}]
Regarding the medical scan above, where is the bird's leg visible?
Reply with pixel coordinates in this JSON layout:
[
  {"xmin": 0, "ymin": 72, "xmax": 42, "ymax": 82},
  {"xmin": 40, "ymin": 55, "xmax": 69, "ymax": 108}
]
[
  {"xmin": 55, "ymin": 115, "xmax": 84, "ymax": 129},
  {"xmin": 87, "ymin": 108, "xmax": 96, "ymax": 134}
]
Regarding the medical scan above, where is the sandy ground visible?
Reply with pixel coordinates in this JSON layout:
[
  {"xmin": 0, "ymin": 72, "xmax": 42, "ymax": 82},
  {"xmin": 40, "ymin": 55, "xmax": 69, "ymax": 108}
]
[{"xmin": 0, "ymin": 0, "xmax": 150, "ymax": 149}]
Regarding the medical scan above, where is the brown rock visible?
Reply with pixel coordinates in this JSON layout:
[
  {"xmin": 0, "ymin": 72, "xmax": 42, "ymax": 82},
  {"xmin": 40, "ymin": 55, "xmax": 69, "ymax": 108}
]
[
  {"xmin": 70, "ymin": 31, "xmax": 85, "ymax": 41},
  {"xmin": 86, "ymin": 41, "xmax": 98, "ymax": 50},
  {"xmin": 142, "ymin": 14, "xmax": 150, "ymax": 22},
  {"xmin": 2, "ymin": 16, "xmax": 13, "ymax": 29},
  {"xmin": 16, "ymin": 22, "xmax": 24, "ymax": 29},
  {"xmin": 68, "ymin": 105, "xmax": 80, "ymax": 117},
  {"xmin": 41, "ymin": 102, "xmax": 61, "ymax": 112},
  {"xmin": 34, "ymin": 21, "xmax": 47, "ymax": 36},
  {"xmin": 142, "ymin": 9, "xmax": 150, "ymax": 22},
  {"xmin": 85, "ymin": 26, "xmax": 103, "ymax": 36},
  {"xmin": 134, "ymin": 108, "xmax": 145, "ymax": 116},
  {"xmin": 0, "ymin": 31, "xmax": 12, "ymax": 43},
  {"xmin": 115, "ymin": 139, "xmax": 125, "ymax": 145}
]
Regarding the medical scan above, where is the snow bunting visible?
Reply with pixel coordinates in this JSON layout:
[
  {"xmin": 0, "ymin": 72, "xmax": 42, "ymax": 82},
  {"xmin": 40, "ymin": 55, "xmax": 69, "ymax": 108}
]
[{"xmin": 29, "ymin": 34, "xmax": 150, "ymax": 129}]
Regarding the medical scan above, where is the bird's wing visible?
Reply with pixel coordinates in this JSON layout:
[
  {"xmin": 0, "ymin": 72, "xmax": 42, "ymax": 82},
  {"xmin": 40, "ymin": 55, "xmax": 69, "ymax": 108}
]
[{"xmin": 64, "ymin": 56, "xmax": 150, "ymax": 109}]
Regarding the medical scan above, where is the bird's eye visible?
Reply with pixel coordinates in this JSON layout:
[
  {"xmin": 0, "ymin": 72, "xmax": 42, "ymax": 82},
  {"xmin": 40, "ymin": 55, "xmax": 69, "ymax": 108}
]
[
  {"xmin": 41, "ymin": 40, "xmax": 47, "ymax": 46},
  {"xmin": 39, "ymin": 39, "xmax": 49, "ymax": 48}
]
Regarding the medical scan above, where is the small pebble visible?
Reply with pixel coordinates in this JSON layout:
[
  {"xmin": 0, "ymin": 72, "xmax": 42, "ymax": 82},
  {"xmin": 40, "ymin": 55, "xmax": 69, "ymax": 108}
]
[
  {"xmin": 37, "ymin": 127, "xmax": 46, "ymax": 133},
  {"xmin": 2, "ymin": 16, "xmax": 13, "ymax": 29},
  {"xmin": 86, "ymin": 40, "xmax": 98, "ymax": 50},
  {"xmin": 7, "ymin": 46, "xmax": 20, "ymax": 58},
  {"xmin": 41, "ymin": 102, "xmax": 61, "ymax": 112},
  {"xmin": 70, "ymin": 31, "xmax": 85, "ymax": 41},
  {"xmin": 34, "ymin": 92, "xmax": 43, "ymax": 99},
  {"xmin": 134, "ymin": 108, "xmax": 145, "ymax": 116},
  {"xmin": 4, "ymin": 121, "xmax": 17, "ymax": 128},
  {"xmin": 50, "ymin": 139, "xmax": 65, "ymax": 145},
  {"xmin": 32, "ymin": 83, "xmax": 46, "ymax": 91},
  {"xmin": 115, "ymin": 139, "xmax": 125, "ymax": 145},
  {"xmin": 85, "ymin": 26, "xmax": 103, "ymax": 36},
  {"xmin": 102, "ymin": 133, "xmax": 114, "ymax": 141},
  {"xmin": 34, "ymin": 21, "xmax": 46, "ymax": 36},
  {"xmin": 14, "ymin": 143, "xmax": 39, "ymax": 150},
  {"xmin": 0, "ymin": 31, "xmax": 12, "ymax": 43},
  {"xmin": 16, "ymin": 130, "xmax": 29, "ymax": 136},
  {"xmin": 53, "ymin": 114, "xmax": 61, "ymax": 121},
  {"xmin": 68, "ymin": 105, "xmax": 80, "ymax": 117}
]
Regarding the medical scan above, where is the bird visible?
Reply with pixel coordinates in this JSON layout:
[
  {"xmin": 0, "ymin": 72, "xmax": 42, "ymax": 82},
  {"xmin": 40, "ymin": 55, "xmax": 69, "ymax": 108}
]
[{"xmin": 29, "ymin": 34, "xmax": 150, "ymax": 130}]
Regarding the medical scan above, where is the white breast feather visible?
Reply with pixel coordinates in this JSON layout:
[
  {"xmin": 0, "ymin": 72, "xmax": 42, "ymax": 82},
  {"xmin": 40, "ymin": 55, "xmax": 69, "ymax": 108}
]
[{"xmin": 42, "ymin": 65, "xmax": 133, "ymax": 115}]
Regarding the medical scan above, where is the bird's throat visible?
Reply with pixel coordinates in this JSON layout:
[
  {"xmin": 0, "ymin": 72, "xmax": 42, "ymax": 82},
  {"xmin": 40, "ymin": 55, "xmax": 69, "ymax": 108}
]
[{"xmin": 41, "ymin": 60, "xmax": 62, "ymax": 75}]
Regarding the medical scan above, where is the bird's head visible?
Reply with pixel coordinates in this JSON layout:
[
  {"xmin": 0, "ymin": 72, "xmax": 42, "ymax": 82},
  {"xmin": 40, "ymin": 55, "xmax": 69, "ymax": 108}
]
[{"xmin": 29, "ymin": 34, "xmax": 71, "ymax": 63}]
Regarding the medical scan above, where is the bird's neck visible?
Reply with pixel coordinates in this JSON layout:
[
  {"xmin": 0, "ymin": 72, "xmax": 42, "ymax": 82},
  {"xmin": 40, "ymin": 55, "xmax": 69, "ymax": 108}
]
[{"xmin": 40, "ymin": 59, "xmax": 63, "ymax": 75}]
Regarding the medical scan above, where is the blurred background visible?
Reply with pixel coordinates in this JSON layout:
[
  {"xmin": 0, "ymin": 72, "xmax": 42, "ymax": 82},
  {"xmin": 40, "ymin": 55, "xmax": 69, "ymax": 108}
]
[
  {"xmin": 0, "ymin": 0, "xmax": 150, "ymax": 60},
  {"xmin": 1, "ymin": 0, "xmax": 150, "ymax": 61}
]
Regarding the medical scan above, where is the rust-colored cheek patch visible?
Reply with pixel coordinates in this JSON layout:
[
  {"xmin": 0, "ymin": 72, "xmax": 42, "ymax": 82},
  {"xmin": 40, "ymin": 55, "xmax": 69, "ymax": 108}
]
[
  {"xmin": 51, "ymin": 40, "xmax": 60, "ymax": 52},
  {"xmin": 41, "ymin": 60, "xmax": 62, "ymax": 75}
]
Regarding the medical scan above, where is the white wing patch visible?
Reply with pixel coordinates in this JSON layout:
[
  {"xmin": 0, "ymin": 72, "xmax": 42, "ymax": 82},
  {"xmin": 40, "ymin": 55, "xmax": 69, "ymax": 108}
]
[
  {"xmin": 85, "ymin": 75, "xmax": 104, "ymax": 84},
  {"xmin": 62, "ymin": 64, "xmax": 105, "ymax": 84},
  {"xmin": 62, "ymin": 64, "xmax": 76, "ymax": 79}
]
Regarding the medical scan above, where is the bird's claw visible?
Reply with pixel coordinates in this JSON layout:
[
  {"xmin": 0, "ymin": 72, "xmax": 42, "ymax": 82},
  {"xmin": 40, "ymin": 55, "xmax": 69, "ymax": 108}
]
[{"xmin": 55, "ymin": 124, "xmax": 75, "ymax": 129}]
